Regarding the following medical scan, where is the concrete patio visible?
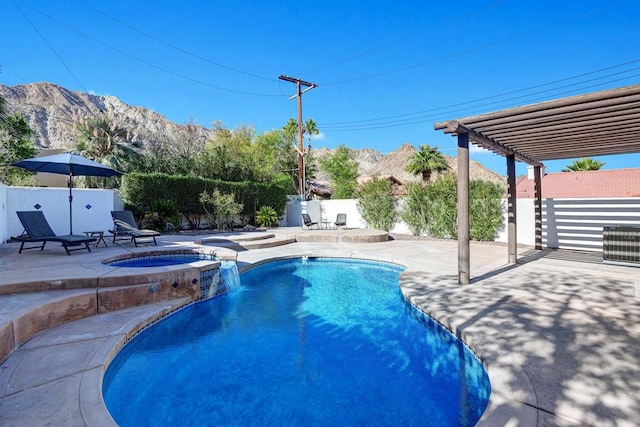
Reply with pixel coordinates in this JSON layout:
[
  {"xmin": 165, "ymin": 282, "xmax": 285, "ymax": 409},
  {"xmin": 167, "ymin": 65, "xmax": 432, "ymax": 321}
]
[{"xmin": 0, "ymin": 228, "xmax": 638, "ymax": 426}]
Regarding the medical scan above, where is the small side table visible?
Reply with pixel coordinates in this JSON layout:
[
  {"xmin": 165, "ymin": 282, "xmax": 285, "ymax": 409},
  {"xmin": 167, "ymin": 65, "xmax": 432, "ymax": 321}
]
[
  {"xmin": 83, "ymin": 230, "xmax": 107, "ymax": 248},
  {"xmin": 321, "ymin": 221, "xmax": 333, "ymax": 230}
]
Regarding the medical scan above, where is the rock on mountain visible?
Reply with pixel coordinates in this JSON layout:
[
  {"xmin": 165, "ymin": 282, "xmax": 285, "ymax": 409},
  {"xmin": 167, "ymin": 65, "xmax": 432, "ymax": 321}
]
[{"xmin": 0, "ymin": 82, "xmax": 211, "ymax": 149}]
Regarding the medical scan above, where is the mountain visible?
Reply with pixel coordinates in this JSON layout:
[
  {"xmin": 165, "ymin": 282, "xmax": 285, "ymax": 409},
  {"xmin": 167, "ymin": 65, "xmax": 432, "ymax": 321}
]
[
  {"xmin": 1, "ymin": 82, "xmax": 505, "ymax": 187},
  {"xmin": 0, "ymin": 82, "xmax": 212, "ymax": 149}
]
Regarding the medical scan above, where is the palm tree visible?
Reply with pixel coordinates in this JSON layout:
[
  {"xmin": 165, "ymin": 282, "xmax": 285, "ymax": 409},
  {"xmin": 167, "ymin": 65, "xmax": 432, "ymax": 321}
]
[
  {"xmin": 562, "ymin": 157, "xmax": 605, "ymax": 172},
  {"xmin": 303, "ymin": 118, "xmax": 318, "ymax": 150},
  {"xmin": 405, "ymin": 144, "xmax": 449, "ymax": 183},
  {"xmin": 75, "ymin": 115, "xmax": 139, "ymax": 172}
]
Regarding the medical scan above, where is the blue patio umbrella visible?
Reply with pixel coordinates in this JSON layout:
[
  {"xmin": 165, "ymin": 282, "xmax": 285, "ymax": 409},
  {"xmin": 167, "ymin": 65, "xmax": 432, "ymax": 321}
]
[{"xmin": 11, "ymin": 152, "xmax": 122, "ymax": 234}]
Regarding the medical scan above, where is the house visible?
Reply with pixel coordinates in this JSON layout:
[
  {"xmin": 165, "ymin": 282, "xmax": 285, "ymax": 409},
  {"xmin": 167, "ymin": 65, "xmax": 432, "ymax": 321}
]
[{"xmin": 516, "ymin": 166, "xmax": 640, "ymax": 198}]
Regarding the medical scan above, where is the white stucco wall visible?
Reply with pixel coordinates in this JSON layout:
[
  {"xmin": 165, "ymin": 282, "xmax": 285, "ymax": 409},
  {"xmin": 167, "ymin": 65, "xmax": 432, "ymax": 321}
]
[
  {"xmin": 495, "ymin": 198, "xmax": 536, "ymax": 246},
  {"xmin": 3, "ymin": 186, "xmax": 119, "ymax": 242},
  {"xmin": 0, "ymin": 183, "xmax": 8, "ymax": 243}
]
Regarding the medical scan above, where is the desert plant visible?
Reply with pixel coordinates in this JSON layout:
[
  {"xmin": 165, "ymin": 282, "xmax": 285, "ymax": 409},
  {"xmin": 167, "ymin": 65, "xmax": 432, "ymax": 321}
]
[
  {"xmin": 256, "ymin": 206, "xmax": 278, "ymax": 228},
  {"xmin": 149, "ymin": 198, "xmax": 180, "ymax": 230},
  {"xmin": 199, "ymin": 189, "xmax": 243, "ymax": 230}
]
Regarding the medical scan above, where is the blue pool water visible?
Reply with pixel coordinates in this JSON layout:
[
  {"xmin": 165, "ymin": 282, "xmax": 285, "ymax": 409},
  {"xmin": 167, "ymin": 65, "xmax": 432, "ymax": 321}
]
[
  {"xmin": 103, "ymin": 258, "xmax": 490, "ymax": 426},
  {"xmin": 107, "ymin": 253, "xmax": 216, "ymax": 267}
]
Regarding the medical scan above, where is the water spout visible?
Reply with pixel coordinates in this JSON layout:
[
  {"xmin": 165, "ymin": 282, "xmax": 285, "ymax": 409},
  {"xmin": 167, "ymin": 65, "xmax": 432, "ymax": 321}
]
[{"xmin": 219, "ymin": 261, "xmax": 241, "ymax": 293}]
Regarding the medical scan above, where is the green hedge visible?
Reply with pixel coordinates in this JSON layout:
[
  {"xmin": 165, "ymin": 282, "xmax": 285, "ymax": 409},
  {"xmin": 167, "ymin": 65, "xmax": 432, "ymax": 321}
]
[{"xmin": 120, "ymin": 173, "xmax": 289, "ymax": 228}]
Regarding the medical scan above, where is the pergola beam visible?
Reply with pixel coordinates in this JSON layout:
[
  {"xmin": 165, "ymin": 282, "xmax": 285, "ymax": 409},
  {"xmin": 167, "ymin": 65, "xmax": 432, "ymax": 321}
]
[{"xmin": 442, "ymin": 121, "xmax": 543, "ymax": 166}]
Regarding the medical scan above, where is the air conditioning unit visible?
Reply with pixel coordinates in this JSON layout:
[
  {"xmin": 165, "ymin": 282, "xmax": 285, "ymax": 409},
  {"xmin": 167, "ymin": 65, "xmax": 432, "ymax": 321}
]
[{"xmin": 603, "ymin": 226, "xmax": 640, "ymax": 266}]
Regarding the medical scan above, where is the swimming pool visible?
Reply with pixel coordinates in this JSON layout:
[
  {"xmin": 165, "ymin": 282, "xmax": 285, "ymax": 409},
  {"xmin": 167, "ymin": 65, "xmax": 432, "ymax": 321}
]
[{"xmin": 103, "ymin": 257, "xmax": 490, "ymax": 426}]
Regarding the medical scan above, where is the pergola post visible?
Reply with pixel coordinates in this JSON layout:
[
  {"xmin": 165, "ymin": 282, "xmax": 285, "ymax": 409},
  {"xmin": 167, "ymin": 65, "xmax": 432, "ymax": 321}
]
[
  {"xmin": 457, "ymin": 132, "xmax": 470, "ymax": 285},
  {"xmin": 534, "ymin": 165, "xmax": 543, "ymax": 250},
  {"xmin": 506, "ymin": 154, "xmax": 517, "ymax": 264}
]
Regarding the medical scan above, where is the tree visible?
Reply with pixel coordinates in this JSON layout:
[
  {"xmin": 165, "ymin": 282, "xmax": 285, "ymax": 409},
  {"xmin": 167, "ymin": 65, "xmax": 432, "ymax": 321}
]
[
  {"xmin": 562, "ymin": 157, "xmax": 605, "ymax": 172},
  {"xmin": 75, "ymin": 115, "xmax": 141, "ymax": 184},
  {"xmin": 405, "ymin": 144, "xmax": 449, "ymax": 183},
  {"xmin": 319, "ymin": 145, "xmax": 359, "ymax": 199},
  {"xmin": 250, "ymin": 129, "xmax": 296, "ymax": 190},
  {"xmin": 303, "ymin": 118, "xmax": 318, "ymax": 149},
  {"xmin": 0, "ymin": 113, "xmax": 38, "ymax": 185},
  {"xmin": 141, "ymin": 121, "xmax": 207, "ymax": 176},
  {"xmin": 201, "ymin": 122, "xmax": 256, "ymax": 181}
]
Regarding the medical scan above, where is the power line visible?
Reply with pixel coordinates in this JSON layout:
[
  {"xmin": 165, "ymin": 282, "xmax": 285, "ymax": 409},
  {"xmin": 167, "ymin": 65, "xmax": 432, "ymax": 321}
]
[
  {"xmin": 321, "ymin": 59, "xmax": 640, "ymax": 126},
  {"xmin": 16, "ymin": 0, "xmax": 284, "ymax": 97},
  {"xmin": 321, "ymin": 0, "xmax": 633, "ymax": 86},
  {"xmin": 294, "ymin": 0, "xmax": 510, "ymax": 76},
  {"xmin": 319, "ymin": 61, "xmax": 640, "ymax": 131},
  {"xmin": 74, "ymin": 0, "xmax": 277, "ymax": 82},
  {"xmin": 10, "ymin": 0, "xmax": 88, "ymax": 93}
]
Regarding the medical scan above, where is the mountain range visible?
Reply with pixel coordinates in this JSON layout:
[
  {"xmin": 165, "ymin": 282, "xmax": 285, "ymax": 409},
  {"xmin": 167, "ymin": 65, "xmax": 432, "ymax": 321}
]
[{"xmin": 0, "ymin": 82, "xmax": 505, "ymax": 187}]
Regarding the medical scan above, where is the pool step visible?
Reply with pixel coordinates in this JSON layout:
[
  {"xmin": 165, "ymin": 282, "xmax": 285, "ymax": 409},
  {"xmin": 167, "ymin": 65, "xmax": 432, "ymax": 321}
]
[
  {"xmin": 197, "ymin": 232, "xmax": 296, "ymax": 250},
  {"xmin": 0, "ymin": 287, "xmax": 190, "ymax": 364}
]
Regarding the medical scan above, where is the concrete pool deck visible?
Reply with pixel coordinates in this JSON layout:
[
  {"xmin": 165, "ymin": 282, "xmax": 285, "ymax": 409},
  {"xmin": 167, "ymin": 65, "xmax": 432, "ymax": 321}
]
[{"xmin": 0, "ymin": 228, "xmax": 639, "ymax": 426}]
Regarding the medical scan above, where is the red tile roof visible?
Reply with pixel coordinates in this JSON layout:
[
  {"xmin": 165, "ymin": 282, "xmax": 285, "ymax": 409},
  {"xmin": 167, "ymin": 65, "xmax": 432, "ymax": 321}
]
[{"xmin": 516, "ymin": 168, "xmax": 640, "ymax": 198}]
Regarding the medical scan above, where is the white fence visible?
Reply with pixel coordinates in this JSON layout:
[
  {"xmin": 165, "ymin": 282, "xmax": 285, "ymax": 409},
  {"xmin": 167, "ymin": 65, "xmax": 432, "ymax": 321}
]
[
  {"xmin": 0, "ymin": 182, "xmax": 123, "ymax": 243},
  {"xmin": 3, "ymin": 181, "xmax": 638, "ymax": 254},
  {"xmin": 290, "ymin": 196, "xmax": 640, "ymax": 252}
]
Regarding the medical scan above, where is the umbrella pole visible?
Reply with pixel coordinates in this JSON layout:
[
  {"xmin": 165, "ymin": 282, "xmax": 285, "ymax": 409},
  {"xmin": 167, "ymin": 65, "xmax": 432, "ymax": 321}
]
[{"xmin": 69, "ymin": 172, "xmax": 73, "ymax": 235}]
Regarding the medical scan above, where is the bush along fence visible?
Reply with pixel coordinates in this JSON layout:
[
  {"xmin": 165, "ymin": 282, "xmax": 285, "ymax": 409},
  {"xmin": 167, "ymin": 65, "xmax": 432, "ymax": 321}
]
[{"xmin": 120, "ymin": 172, "xmax": 289, "ymax": 229}]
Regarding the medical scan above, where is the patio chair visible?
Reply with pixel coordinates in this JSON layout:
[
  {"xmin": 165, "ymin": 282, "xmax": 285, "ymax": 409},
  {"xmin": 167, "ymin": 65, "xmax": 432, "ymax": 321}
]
[
  {"xmin": 110, "ymin": 210, "xmax": 160, "ymax": 246},
  {"xmin": 335, "ymin": 213, "xmax": 347, "ymax": 229},
  {"xmin": 15, "ymin": 211, "xmax": 96, "ymax": 255},
  {"xmin": 301, "ymin": 213, "xmax": 320, "ymax": 229}
]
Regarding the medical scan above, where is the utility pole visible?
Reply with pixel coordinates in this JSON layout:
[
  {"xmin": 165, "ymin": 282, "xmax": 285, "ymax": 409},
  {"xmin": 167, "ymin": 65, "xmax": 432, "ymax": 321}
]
[{"xmin": 278, "ymin": 75, "xmax": 318, "ymax": 199}]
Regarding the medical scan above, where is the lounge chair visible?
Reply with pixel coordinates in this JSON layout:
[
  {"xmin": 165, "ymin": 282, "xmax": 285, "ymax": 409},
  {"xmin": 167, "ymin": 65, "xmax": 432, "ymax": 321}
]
[
  {"xmin": 15, "ymin": 211, "xmax": 96, "ymax": 255},
  {"xmin": 302, "ymin": 213, "xmax": 319, "ymax": 229},
  {"xmin": 335, "ymin": 213, "xmax": 347, "ymax": 229},
  {"xmin": 110, "ymin": 210, "xmax": 160, "ymax": 246}
]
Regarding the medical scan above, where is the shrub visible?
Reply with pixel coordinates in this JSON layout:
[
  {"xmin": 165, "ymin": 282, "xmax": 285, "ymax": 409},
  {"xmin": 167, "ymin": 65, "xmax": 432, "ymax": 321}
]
[
  {"xmin": 146, "ymin": 198, "xmax": 180, "ymax": 231},
  {"xmin": 401, "ymin": 173, "xmax": 505, "ymax": 241},
  {"xmin": 356, "ymin": 177, "xmax": 397, "ymax": 231},
  {"xmin": 424, "ymin": 173, "xmax": 458, "ymax": 238},
  {"xmin": 470, "ymin": 180, "xmax": 505, "ymax": 241},
  {"xmin": 400, "ymin": 183, "xmax": 429, "ymax": 235},
  {"xmin": 199, "ymin": 189, "xmax": 243, "ymax": 230},
  {"xmin": 256, "ymin": 206, "xmax": 278, "ymax": 228},
  {"xmin": 120, "ymin": 172, "xmax": 288, "ymax": 228}
]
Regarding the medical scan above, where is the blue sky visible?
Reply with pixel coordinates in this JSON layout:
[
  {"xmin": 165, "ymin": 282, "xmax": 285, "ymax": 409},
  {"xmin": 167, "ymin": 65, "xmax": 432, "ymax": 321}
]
[{"xmin": 2, "ymin": 0, "xmax": 640, "ymax": 176}]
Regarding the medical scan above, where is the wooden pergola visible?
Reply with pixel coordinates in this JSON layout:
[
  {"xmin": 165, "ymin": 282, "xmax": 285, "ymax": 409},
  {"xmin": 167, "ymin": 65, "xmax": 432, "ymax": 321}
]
[{"xmin": 434, "ymin": 83, "xmax": 640, "ymax": 284}]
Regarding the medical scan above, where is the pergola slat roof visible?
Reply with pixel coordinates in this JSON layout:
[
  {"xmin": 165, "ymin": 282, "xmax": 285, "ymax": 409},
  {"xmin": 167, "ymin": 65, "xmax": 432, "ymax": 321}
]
[{"xmin": 435, "ymin": 84, "xmax": 640, "ymax": 162}]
